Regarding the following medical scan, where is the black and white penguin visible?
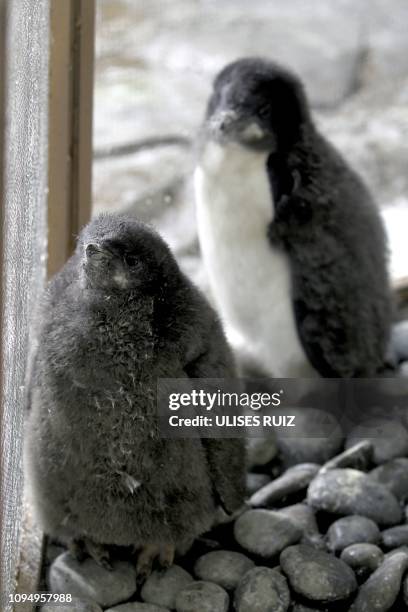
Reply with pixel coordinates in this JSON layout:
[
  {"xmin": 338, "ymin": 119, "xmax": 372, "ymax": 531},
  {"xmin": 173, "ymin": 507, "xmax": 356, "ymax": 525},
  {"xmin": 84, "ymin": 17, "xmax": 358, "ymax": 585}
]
[{"xmin": 194, "ymin": 57, "xmax": 392, "ymax": 378}]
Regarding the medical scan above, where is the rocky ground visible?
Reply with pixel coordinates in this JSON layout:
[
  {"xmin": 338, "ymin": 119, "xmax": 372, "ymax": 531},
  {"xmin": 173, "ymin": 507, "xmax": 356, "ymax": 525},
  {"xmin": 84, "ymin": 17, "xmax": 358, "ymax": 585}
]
[
  {"xmin": 41, "ymin": 410, "xmax": 408, "ymax": 611},
  {"xmin": 38, "ymin": 2, "xmax": 408, "ymax": 610}
]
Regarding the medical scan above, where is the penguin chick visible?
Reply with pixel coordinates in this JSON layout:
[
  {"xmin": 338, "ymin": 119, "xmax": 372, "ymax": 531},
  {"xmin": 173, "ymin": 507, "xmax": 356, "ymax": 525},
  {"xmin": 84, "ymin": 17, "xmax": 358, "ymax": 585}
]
[
  {"xmin": 25, "ymin": 213, "xmax": 245, "ymax": 577},
  {"xmin": 194, "ymin": 57, "xmax": 392, "ymax": 378}
]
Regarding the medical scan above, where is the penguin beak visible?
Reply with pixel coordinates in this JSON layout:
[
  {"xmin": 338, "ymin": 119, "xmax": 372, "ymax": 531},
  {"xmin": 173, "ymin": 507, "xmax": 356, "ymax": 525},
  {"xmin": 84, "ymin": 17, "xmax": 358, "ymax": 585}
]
[
  {"xmin": 208, "ymin": 109, "xmax": 267, "ymax": 146},
  {"xmin": 85, "ymin": 242, "xmax": 112, "ymax": 261},
  {"xmin": 209, "ymin": 110, "xmax": 240, "ymax": 136},
  {"xmin": 212, "ymin": 109, "xmax": 239, "ymax": 130}
]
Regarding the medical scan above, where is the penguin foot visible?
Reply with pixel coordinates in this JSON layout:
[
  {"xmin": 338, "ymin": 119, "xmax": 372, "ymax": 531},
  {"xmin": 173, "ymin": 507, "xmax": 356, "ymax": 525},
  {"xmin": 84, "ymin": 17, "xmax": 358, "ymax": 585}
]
[
  {"xmin": 135, "ymin": 542, "xmax": 175, "ymax": 583},
  {"xmin": 68, "ymin": 538, "xmax": 86, "ymax": 562},
  {"xmin": 83, "ymin": 537, "xmax": 113, "ymax": 571},
  {"xmin": 158, "ymin": 543, "xmax": 175, "ymax": 569}
]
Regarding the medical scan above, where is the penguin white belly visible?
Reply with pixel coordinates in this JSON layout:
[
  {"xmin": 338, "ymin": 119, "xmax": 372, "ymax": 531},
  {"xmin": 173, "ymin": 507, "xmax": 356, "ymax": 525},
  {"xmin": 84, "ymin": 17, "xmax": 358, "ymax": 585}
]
[{"xmin": 194, "ymin": 141, "xmax": 315, "ymax": 378}]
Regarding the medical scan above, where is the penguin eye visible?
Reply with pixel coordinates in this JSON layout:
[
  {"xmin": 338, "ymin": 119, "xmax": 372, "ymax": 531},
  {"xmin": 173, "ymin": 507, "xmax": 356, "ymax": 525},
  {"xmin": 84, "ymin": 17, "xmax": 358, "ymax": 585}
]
[{"xmin": 124, "ymin": 253, "xmax": 139, "ymax": 267}]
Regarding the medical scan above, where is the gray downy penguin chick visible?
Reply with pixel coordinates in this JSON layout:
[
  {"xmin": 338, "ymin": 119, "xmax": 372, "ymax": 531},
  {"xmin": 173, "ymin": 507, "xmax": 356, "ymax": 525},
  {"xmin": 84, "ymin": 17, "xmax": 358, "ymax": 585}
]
[
  {"xmin": 194, "ymin": 57, "xmax": 392, "ymax": 378},
  {"xmin": 25, "ymin": 213, "xmax": 245, "ymax": 577}
]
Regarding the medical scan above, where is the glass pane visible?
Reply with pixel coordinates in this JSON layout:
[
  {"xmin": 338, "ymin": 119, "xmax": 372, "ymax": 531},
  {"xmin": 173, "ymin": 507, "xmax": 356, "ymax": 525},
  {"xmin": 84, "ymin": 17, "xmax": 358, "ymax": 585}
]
[{"xmin": 35, "ymin": 1, "xmax": 408, "ymax": 608}]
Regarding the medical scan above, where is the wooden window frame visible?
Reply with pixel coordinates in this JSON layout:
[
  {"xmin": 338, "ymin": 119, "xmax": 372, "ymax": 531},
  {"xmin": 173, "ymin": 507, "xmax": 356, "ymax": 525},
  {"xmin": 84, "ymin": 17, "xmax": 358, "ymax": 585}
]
[{"xmin": 47, "ymin": 0, "xmax": 95, "ymax": 276}]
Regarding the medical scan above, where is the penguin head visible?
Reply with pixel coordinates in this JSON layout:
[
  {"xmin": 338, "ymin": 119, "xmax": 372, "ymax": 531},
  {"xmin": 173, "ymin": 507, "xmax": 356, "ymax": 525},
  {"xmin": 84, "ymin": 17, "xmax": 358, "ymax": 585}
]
[
  {"xmin": 78, "ymin": 214, "xmax": 177, "ymax": 294},
  {"xmin": 205, "ymin": 57, "xmax": 310, "ymax": 152}
]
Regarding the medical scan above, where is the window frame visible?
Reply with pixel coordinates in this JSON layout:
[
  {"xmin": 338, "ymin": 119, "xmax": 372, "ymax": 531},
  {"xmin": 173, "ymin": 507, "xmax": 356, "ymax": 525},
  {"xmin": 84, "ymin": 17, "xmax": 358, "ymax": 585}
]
[
  {"xmin": 0, "ymin": 1, "xmax": 95, "ymax": 609},
  {"xmin": 47, "ymin": 0, "xmax": 95, "ymax": 277}
]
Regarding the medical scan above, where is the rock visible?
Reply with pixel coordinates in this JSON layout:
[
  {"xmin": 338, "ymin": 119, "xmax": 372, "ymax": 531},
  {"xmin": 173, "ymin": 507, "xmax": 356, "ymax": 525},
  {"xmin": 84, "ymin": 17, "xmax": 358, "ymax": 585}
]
[
  {"xmin": 391, "ymin": 319, "xmax": 408, "ymax": 363},
  {"xmin": 175, "ymin": 581, "xmax": 229, "ymax": 612},
  {"xmin": 384, "ymin": 546, "xmax": 408, "ymax": 558},
  {"xmin": 234, "ymin": 566, "xmax": 290, "ymax": 612},
  {"xmin": 276, "ymin": 503, "xmax": 319, "ymax": 538},
  {"xmin": 292, "ymin": 605, "xmax": 326, "ymax": 612},
  {"xmin": 276, "ymin": 503, "xmax": 325, "ymax": 549},
  {"xmin": 249, "ymin": 464, "xmax": 320, "ymax": 507},
  {"xmin": 307, "ymin": 469, "xmax": 402, "ymax": 526},
  {"xmin": 340, "ymin": 543, "xmax": 383, "ymax": 578},
  {"xmin": 106, "ymin": 605, "xmax": 170, "ymax": 612},
  {"xmin": 369, "ymin": 458, "xmax": 408, "ymax": 501},
  {"xmin": 247, "ymin": 436, "xmax": 278, "ymax": 468},
  {"xmin": 346, "ymin": 419, "xmax": 408, "ymax": 464},
  {"xmin": 275, "ymin": 408, "xmax": 343, "ymax": 467},
  {"xmin": 42, "ymin": 602, "xmax": 102, "ymax": 612},
  {"xmin": 319, "ymin": 441, "xmax": 373, "ymax": 473},
  {"xmin": 349, "ymin": 550, "xmax": 408, "ymax": 611},
  {"xmin": 300, "ymin": 533, "xmax": 327, "ymax": 551},
  {"xmin": 381, "ymin": 525, "xmax": 408, "ymax": 549},
  {"xmin": 246, "ymin": 472, "xmax": 270, "ymax": 496},
  {"xmin": 194, "ymin": 550, "xmax": 254, "ymax": 590},
  {"xmin": 326, "ymin": 516, "xmax": 380, "ymax": 552},
  {"xmin": 48, "ymin": 553, "xmax": 136, "ymax": 608},
  {"xmin": 234, "ymin": 509, "xmax": 302, "ymax": 558},
  {"xmin": 141, "ymin": 566, "xmax": 193, "ymax": 609},
  {"xmin": 280, "ymin": 544, "xmax": 357, "ymax": 603},
  {"xmin": 400, "ymin": 361, "xmax": 408, "ymax": 378},
  {"xmin": 403, "ymin": 571, "xmax": 408, "ymax": 606}
]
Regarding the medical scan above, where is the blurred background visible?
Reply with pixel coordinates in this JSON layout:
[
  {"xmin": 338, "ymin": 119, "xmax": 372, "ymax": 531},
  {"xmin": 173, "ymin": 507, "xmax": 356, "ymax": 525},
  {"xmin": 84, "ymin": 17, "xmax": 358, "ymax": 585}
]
[{"xmin": 93, "ymin": 0, "xmax": 408, "ymax": 297}]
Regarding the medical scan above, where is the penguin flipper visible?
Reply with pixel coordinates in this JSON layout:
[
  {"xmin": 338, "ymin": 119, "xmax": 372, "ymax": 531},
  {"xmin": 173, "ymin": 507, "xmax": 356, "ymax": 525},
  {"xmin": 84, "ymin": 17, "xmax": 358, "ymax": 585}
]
[
  {"xmin": 202, "ymin": 438, "xmax": 246, "ymax": 514},
  {"xmin": 293, "ymin": 298, "xmax": 360, "ymax": 378},
  {"xmin": 183, "ymin": 332, "xmax": 246, "ymax": 514}
]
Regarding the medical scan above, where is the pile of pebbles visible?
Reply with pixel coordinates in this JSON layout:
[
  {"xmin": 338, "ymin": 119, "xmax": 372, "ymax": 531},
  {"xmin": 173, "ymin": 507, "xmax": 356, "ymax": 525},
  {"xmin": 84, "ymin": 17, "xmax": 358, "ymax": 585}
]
[{"xmin": 41, "ymin": 414, "xmax": 408, "ymax": 612}]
